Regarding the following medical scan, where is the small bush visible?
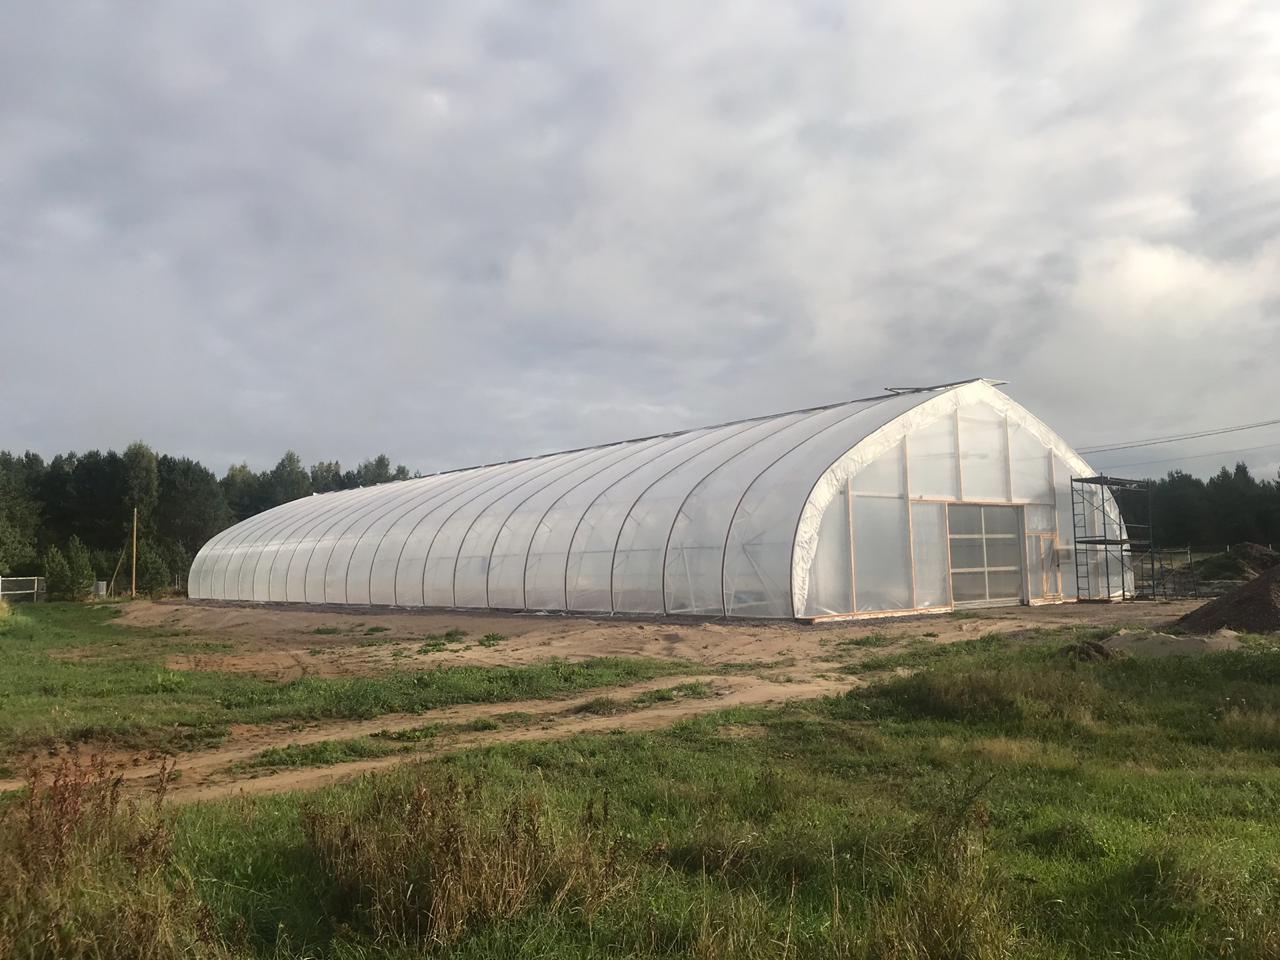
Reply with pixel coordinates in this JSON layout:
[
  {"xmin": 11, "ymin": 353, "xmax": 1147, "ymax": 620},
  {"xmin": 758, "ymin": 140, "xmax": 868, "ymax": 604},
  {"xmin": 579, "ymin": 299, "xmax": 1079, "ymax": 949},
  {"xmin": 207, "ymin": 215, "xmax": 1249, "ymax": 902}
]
[
  {"xmin": 1218, "ymin": 707, "xmax": 1280, "ymax": 751},
  {"xmin": 866, "ymin": 662, "xmax": 1102, "ymax": 731},
  {"xmin": 302, "ymin": 775, "xmax": 631, "ymax": 948},
  {"xmin": 1022, "ymin": 819, "xmax": 1112, "ymax": 861},
  {"xmin": 65, "ymin": 537, "xmax": 95, "ymax": 601},
  {"xmin": 478, "ymin": 633, "xmax": 505, "ymax": 647},
  {"xmin": 632, "ymin": 682, "xmax": 714, "ymax": 706},
  {"xmin": 573, "ymin": 696, "xmax": 628, "ymax": 716},
  {"xmin": 866, "ymin": 785, "xmax": 1023, "ymax": 959},
  {"xmin": 840, "ymin": 632, "xmax": 896, "ymax": 649},
  {"xmin": 374, "ymin": 724, "xmax": 439, "ymax": 743},
  {"xmin": 240, "ymin": 737, "xmax": 403, "ymax": 770},
  {"xmin": 0, "ymin": 757, "xmax": 228, "ymax": 958},
  {"xmin": 135, "ymin": 541, "xmax": 171, "ymax": 595},
  {"xmin": 41, "ymin": 546, "xmax": 74, "ymax": 601},
  {"xmin": 457, "ymin": 716, "xmax": 501, "ymax": 732}
]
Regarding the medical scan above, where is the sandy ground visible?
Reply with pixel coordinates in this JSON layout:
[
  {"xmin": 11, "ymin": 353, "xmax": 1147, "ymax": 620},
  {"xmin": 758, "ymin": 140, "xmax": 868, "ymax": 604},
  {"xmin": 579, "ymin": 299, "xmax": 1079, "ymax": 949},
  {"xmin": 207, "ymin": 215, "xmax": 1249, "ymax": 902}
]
[
  {"xmin": 123, "ymin": 597, "xmax": 1201, "ymax": 680},
  {"xmin": 8, "ymin": 597, "xmax": 1205, "ymax": 803}
]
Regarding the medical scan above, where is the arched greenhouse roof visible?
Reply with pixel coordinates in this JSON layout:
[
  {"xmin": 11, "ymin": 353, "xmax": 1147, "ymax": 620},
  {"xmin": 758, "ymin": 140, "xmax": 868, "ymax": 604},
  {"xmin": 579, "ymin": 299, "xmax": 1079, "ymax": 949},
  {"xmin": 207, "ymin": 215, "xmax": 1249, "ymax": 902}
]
[{"xmin": 188, "ymin": 379, "xmax": 1092, "ymax": 618}]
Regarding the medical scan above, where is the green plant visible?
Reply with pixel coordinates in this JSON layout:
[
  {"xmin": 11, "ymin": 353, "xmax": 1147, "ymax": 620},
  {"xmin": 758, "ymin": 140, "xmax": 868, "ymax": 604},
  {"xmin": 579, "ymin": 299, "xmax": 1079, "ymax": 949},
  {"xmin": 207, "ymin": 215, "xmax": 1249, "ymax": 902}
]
[
  {"xmin": 573, "ymin": 696, "xmax": 628, "ymax": 716},
  {"xmin": 301, "ymin": 774, "xmax": 631, "ymax": 948},
  {"xmin": 0, "ymin": 757, "xmax": 228, "ymax": 958},
  {"xmin": 64, "ymin": 536, "xmax": 95, "ymax": 600},
  {"xmin": 238, "ymin": 737, "xmax": 404, "ymax": 770},
  {"xmin": 41, "ymin": 546, "xmax": 73, "ymax": 601},
  {"xmin": 134, "ymin": 540, "xmax": 171, "ymax": 594}
]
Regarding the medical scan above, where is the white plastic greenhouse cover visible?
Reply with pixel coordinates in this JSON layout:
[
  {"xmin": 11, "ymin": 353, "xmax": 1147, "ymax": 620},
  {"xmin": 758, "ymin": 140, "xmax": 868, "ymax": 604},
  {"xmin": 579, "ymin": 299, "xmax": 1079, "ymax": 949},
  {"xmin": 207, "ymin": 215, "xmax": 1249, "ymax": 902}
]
[{"xmin": 189, "ymin": 380, "xmax": 1113, "ymax": 619}]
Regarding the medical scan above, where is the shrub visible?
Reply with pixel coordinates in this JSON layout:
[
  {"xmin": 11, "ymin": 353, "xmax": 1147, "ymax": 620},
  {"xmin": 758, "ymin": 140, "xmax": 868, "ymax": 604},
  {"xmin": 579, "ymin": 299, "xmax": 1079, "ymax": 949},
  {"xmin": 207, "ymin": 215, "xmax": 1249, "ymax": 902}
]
[
  {"xmin": 864, "ymin": 661, "xmax": 1103, "ymax": 731},
  {"xmin": 41, "ymin": 546, "xmax": 74, "ymax": 601},
  {"xmin": 64, "ymin": 536, "xmax": 95, "ymax": 600},
  {"xmin": 302, "ymin": 774, "xmax": 631, "ymax": 948},
  {"xmin": 135, "ymin": 540, "xmax": 171, "ymax": 594},
  {"xmin": 0, "ymin": 757, "xmax": 228, "ymax": 959},
  {"xmin": 866, "ymin": 785, "xmax": 1023, "ymax": 959}
]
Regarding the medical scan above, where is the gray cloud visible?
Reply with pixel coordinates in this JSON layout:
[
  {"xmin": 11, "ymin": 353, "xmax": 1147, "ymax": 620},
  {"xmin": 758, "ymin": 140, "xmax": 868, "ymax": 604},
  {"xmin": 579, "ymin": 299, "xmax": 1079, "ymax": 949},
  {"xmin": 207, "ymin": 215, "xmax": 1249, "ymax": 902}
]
[{"xmin": 2, "ymin": 0, "xmax": 1278, "ymax": 479}]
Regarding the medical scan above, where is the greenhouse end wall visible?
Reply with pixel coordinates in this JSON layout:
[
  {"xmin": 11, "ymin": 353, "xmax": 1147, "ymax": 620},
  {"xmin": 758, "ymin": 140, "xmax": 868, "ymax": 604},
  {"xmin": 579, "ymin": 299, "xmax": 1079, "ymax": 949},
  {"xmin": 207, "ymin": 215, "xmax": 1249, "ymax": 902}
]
[
  {"xmin": 792, "ymin": 381, "xmax": 1123, "ymax": 619},
  {"xmin": 189, "ymin": 380, "xmax": 1116, "ymax": 620}
]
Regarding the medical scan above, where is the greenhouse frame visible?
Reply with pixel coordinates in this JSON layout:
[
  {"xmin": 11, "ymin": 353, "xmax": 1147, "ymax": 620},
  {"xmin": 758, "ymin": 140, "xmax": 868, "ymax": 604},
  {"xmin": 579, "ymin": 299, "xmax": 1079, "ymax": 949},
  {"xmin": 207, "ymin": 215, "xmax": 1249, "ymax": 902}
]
[{"xmin": 189, "ymin": 379, "xmax": 1122, "ymax": 620}]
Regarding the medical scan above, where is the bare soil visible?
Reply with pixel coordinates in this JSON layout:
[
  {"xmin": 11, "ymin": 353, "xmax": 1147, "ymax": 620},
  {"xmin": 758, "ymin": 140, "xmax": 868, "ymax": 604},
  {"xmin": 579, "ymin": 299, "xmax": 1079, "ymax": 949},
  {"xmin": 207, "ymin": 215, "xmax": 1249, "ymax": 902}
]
[
  {"xmin": 6, "ymin": 597, "xmax": 1205, "ymax": 802},
  {"xmin": 1178, "ymin": 565, "xmax": 1280, "ymax": 634}
]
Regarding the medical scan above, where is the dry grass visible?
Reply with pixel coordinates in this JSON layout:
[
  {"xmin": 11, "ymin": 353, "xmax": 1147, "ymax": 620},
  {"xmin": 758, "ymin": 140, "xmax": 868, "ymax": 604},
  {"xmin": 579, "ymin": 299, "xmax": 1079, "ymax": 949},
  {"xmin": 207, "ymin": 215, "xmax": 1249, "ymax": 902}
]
[
  {"xmin": 302, "ymin": 774, "xmax": 634, "ymax": 949},
  {"xmin": 862, "ymin": 778, "xmax": 1023, "ymax": 960},
  {"xmin": 0, "ymin": 757, "xmax": 227, "ymax": 960}
]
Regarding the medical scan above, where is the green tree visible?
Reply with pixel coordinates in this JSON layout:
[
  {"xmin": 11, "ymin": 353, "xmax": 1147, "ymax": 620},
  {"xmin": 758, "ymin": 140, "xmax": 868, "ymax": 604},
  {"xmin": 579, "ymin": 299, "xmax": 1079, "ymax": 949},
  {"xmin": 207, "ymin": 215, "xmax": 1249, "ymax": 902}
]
[
  {"xmin": 309, "ymin": 460, "xmax": 345, "ymax": 493},
  {"xmin": 221, "ymin": 463, "xmax": 269, "ymax": 522},
  {"xmin": 0, "ymin": 452, "xmax": 41, "ymax": 574},
  {"xmin": 157, "ymin": 456, "xmax": 230, "ymax": 552},
  {"xmin": 42, "ymin": 545, "xmax": 73, "ymax": 601},
  {"xmin": 268, "ymin": 451, "xmax": 312, "ymax": 505},
  {"xmin": 122, "ymin": 441, "xmax": 160, "ymax": 537},
  {"xmin": 344, "ymin": 455, "xmax": 413, "ymax": 489},
  {"xmin": 64, "ymin": 536, "xmax": 95, "ymax": 600},
  {"xmin": 135, "ymin": 540, "xmax": 171, "ymax": 594}
]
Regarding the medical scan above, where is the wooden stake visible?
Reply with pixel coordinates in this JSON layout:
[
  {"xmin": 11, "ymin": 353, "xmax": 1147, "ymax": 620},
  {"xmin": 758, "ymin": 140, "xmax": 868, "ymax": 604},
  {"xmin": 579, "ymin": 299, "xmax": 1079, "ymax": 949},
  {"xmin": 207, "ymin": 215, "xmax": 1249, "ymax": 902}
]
[
  {"xmin": 107, "ymin": 544, "xmax": 127, "ymax": 597},
  {"xmin": 131, "ymin": 507, "xmax": 138, "ymax": 598}
]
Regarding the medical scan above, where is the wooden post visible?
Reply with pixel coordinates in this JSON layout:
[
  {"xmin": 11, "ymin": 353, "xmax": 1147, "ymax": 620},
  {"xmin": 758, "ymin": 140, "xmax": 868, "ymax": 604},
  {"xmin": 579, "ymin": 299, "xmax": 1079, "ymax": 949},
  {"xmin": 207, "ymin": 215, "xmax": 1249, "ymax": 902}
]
[{"xmin": 131, "ymin": 507, "xmax": 138, "ymax": 598}]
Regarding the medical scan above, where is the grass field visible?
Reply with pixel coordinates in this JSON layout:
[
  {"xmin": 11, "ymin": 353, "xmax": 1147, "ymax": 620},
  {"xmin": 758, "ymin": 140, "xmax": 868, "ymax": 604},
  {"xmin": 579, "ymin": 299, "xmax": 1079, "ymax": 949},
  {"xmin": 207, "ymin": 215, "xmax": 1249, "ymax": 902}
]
[
  {"xmin": 0, "ymin": 604, "xmax": 690, "ymax": 760},
  {"xmin": 4, "ymin": 600, "xmax": 1280, "ymax": 957}
]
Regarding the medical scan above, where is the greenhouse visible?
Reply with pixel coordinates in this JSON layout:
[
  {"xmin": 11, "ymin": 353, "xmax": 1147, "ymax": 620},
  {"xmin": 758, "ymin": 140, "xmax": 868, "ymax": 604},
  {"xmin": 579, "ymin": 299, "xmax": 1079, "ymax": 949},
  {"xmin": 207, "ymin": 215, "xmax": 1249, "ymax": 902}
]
[{"xmin": 189, "ymin": 379, "xmax": 1121, "ymax": 620}]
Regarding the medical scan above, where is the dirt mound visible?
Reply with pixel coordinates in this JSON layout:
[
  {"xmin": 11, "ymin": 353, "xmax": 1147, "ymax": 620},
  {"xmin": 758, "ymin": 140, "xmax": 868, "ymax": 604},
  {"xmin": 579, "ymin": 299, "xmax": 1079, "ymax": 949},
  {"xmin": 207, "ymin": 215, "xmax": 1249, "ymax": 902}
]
[
  {"xmin": 1196, "ymin": 543, "xmax": 1280, "ymax": 582},
  {"xmin": 1101, "ymin": 628, "xmax": 1242, "ymax": 658},
  {"xmin": 1177, "ymin": 565, "xmax": 1280, "ymax": 634}
]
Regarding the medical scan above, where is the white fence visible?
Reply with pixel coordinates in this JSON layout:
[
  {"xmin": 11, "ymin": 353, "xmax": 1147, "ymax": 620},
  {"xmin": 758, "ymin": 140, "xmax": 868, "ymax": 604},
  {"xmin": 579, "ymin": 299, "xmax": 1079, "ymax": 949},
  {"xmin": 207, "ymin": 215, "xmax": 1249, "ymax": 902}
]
[{"xmin": 0, "ymin": 576, "xmax": 45, "ymax": 601}]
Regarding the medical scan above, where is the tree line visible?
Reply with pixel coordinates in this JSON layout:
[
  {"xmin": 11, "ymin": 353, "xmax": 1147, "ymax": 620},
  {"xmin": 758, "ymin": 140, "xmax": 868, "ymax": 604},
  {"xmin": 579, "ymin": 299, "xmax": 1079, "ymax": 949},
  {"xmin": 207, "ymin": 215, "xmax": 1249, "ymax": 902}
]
[
  {"xmin": 1148, "ymin": 463, "xmax": 1280, "ymax": 549},
  {"xmin": 0, "ymin": 444, "xmax": 414, "ymax": 595}
]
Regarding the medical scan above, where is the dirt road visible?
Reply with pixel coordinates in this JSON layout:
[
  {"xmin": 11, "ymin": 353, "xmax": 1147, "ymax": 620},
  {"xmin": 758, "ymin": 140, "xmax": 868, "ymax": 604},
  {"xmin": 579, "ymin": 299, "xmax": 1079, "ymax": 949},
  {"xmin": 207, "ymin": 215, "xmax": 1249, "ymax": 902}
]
[{"xmin": 6, "ymin": 598, "xmax": 1202, "ymax": 803}]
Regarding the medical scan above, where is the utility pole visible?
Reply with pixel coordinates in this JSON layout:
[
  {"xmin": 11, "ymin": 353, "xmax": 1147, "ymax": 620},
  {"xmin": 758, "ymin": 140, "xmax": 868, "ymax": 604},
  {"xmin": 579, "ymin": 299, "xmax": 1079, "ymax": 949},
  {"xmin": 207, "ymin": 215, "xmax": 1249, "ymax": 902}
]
[{"xmin": 131, "ymin": 507, "xmax": 138, "ymax": 598}]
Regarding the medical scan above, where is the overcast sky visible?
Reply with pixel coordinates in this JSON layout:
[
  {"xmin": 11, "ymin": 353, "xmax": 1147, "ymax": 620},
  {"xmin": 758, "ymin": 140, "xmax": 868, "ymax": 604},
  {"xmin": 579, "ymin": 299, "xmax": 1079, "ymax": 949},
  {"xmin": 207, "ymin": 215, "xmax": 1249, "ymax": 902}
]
[{"xmin": 2, "ymin": 1, "xmax": 1278, "ymax": 480}]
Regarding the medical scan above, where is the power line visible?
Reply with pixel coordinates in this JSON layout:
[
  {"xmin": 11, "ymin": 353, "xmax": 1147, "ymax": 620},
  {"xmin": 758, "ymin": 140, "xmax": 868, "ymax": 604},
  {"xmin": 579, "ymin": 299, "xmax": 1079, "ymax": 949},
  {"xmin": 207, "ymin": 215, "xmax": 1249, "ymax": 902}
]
[
  {"xmin": 1077, "ymin": 416, "xmax": 1280, "ymax": 454},
  {"xmin": 1094, "ymin": 440, "xmax": 1280, "ymax": 472}
]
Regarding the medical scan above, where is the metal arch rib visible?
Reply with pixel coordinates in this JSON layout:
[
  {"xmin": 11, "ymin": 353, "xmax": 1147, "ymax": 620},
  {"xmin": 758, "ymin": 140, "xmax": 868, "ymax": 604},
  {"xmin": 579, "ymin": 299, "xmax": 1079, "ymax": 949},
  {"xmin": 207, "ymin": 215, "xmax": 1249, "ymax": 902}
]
[
  {"xmin": 387, "ymin": 459, "xmax": 530, "ymax": 605},
  {"xmin": 295, "ymin": 486, "xmax": 398, "ymax": 604},
  {"xmin": 717, "ymin": 395, "xmax": 899, "ymax": 618},
  {"xmin": 550, "ymin": 427, "xmax": 721, "ymax": 616},
  {"xmin": 448, "ymin": 446, "xmax": 604, "ymax": 608},
  {"xmin": 603, "ymin": 414, "xmax": 796, "ymax": 616},
  {"xmin": 526, "ymin": 427, "xmax": 712, "ymax": 613},
  {"xmin": 214, "ymin": 496, "xmax": 319, "ymax": 600},
  {"xmin": 248, "ymin": 489, "xmax": 358, "ymax": 601},
  {"xmin": 482, "ymin": 436, "xmax": 666, "ymax": 609},
  {"xmin": 656, "ymin": 407, "xmax": 838, "ymax": 617},
  {"xmin": 431, "ymin": 448, "xmax": 599, "ymax": 608},
  {"xmin": 267, "ymin": 488, "xmax": 383, "ymax": 602},
  {"xmin": 339, "ymin": 474, "xmax": 456, "ymax": 604},
  {"xmin": 280, "ymin": 486, "xmax": 391, "ymax": 602},
  {"xmin": 253, "ymin": 483, "xmax": 399, "ymax": 601},
  {"xmin": 323, "ymin": 476, "xmax": 444, "ymax": 605},
  {"xmin": 360, "ymin": 471, "xmax": 489, "ymax": 606}
]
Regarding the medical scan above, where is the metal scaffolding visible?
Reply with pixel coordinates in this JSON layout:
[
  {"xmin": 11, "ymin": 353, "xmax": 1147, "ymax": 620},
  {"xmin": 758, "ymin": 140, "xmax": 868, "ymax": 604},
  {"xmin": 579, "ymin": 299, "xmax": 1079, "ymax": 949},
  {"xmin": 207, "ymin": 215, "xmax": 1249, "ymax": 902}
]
[{"xmin": 1070, "ymin": 475, "xmax": 1156, "ymax": 601}]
